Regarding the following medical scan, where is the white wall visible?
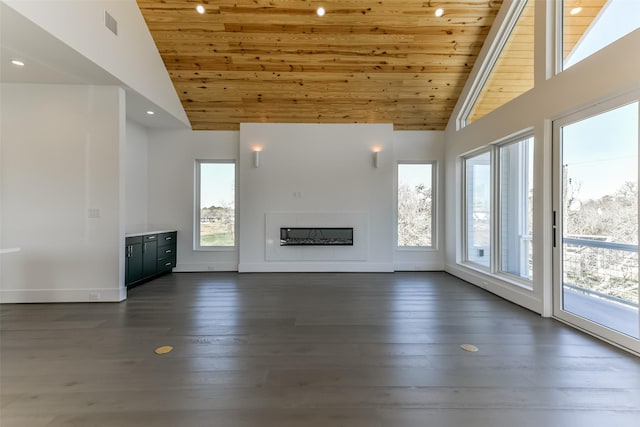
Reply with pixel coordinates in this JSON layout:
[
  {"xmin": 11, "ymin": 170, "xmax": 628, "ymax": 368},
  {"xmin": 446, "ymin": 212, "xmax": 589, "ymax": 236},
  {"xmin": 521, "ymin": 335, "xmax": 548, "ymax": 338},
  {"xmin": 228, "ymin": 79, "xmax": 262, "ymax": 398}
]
[
  {"xmin": 4, "ymin": 0, "xmax": 189, "ymax": 127},
  {"xmin": 393, "ymin": 131, "xmax": 445, "ymax": 270},
  {"xmin": 239, "ymin": 123, "xmax": 395, "ymax": 272},
  {"xmin": 0, "ymin": 83, "xmax": 126, "ymax": 302},
  {"xmin": 125, "ymin": 119, "xmax": 148, "ymax": 230},
  {"xmin": 443, "ymin": 0, "xmax": 640, "ymax": 315},
  {"xmin": 146, "ymin": 129, "xmax": 239, "ymax": 272},
  {"xmin": 144, "ymin": 126, "xmax": 443, "ymax": 273}
]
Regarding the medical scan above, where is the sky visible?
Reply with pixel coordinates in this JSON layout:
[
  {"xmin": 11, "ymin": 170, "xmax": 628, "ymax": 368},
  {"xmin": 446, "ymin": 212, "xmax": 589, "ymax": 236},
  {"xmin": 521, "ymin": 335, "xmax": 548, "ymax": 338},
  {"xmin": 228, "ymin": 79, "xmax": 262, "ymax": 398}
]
[
  {"xmin": 200, "ymin": 162, "xmax": 235, "ymax": 208},
  {"xmin": 398, "ymin": 163, "xmax": 432, "ymax": 190},
  {"xmin": 563, "ymin": 102, "xmax": 638, "ymax": 201}
]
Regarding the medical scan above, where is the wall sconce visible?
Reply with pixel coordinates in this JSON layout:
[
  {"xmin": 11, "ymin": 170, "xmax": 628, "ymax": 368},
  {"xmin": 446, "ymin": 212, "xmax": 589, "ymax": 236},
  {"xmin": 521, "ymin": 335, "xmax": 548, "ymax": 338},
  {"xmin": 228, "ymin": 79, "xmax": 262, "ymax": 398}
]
[
  {"xmin": 372, "ymin": 148, "xmax": 381, "ymax": 168},
  {"xmin": 253, "ymin": 149, "xmax": 261, "ymax": 168}
]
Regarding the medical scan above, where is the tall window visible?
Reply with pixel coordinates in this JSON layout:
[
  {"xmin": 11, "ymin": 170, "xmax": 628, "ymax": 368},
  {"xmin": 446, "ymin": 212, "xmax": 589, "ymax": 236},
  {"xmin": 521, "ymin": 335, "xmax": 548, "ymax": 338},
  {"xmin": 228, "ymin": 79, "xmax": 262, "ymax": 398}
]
[
  {"xmin": 499, "ymin": 136, "xmax": 534, "ymax": 280},
  {"xmin": 195, "ymin": 160, "xmax": 236, "ymax": 249},
  {"xmin": 397, "ymin": 162, "xmax": 435, "ymax": 248},
  {"xmin": 462, "ymin": 135, "xmax": 535, "ymax": 285},
  {"xmin": 464, "ymin": 152, "xmax": 492, "ymax": 267},
  {"xmin": 561, "ymin": 0, "xmax": 640, "ymax": 71}
]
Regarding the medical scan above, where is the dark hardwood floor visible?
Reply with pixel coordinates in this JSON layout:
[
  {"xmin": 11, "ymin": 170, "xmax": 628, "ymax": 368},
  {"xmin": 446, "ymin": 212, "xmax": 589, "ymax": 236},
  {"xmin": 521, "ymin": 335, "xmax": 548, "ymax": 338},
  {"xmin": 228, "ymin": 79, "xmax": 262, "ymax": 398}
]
[{"xmin": 2, "ymin": 272, "xmax": 640, "ymax": 426}]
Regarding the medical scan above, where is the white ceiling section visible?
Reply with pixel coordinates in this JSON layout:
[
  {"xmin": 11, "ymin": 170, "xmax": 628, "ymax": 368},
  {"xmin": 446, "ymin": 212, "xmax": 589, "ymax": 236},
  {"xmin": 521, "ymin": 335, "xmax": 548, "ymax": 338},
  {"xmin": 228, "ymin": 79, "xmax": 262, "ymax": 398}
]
[{"xmin": 0, "ymin": 0, "xmax": 189, "ymax": 129}]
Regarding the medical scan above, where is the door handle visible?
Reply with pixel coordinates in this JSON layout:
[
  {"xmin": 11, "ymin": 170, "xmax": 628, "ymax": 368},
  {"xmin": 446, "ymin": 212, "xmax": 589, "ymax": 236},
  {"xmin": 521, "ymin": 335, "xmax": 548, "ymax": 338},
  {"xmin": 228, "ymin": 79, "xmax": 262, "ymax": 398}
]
[{"xmin": 552, "ymin": 210, "xmax": 557, "ymax": 248}]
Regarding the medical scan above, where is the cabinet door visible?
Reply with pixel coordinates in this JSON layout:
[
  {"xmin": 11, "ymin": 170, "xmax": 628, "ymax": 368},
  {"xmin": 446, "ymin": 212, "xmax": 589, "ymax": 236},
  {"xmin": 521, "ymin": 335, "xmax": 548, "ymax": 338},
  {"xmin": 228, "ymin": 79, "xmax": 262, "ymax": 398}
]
[
  {"xmin": 142, "ymin": 240, "xmax": 157, "ymax": 278},
  {"xmin": 126, "ymin": 243, "xmax": 143, "ymax": 285}
]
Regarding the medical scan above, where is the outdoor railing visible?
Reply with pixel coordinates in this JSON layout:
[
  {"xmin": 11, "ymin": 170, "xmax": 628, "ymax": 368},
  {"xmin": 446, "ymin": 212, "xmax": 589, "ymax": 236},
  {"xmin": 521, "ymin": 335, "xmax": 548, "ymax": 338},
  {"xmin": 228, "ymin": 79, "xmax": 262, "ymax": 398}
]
[{"xmin": 563, "ymin": 237, "xmax": 639, "ymax": 307}]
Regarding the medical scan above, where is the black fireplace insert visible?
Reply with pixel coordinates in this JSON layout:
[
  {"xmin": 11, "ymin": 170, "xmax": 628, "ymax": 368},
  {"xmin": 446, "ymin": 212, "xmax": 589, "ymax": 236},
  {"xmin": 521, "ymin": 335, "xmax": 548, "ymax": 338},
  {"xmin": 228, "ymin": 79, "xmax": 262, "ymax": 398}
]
[{"xmin": 280, "ymin": 227, "xmax": 353, "ymax": 246}]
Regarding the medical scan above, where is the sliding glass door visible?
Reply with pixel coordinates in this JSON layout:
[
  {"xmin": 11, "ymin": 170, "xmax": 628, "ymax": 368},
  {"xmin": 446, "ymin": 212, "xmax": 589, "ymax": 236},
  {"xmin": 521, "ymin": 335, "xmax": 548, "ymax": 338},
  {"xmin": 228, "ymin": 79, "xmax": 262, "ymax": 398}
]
[{"xmin": 553, "ymin": 98, "xmax": 640, "ymax": 352}]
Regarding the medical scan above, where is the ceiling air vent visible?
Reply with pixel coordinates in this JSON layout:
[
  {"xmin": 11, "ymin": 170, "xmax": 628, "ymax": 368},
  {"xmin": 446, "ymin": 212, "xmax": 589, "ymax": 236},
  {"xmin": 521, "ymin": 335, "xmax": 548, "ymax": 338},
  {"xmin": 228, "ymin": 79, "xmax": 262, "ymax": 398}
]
[{"xmin": 104, "ymin": 11, "xmax": 118, "ymax": 36}]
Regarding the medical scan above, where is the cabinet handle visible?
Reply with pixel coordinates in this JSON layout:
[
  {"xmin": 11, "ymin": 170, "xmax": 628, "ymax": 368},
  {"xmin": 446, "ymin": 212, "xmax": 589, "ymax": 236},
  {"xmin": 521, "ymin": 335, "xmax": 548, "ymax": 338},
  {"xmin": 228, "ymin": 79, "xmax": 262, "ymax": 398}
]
[
  {"xmin": 165, "ymin": 236, "xmax": 172, "ymax": 240},
  {"xmin": 148, "ymin": 236, "xmax": 156, "ymax": 240},
  {"xmin": 165, "ymin": 249, "xmax": 172, "ymax": 254},
  {"xmin": 165, "ymin": 262, "xmax": 172, "ymax": 266}
]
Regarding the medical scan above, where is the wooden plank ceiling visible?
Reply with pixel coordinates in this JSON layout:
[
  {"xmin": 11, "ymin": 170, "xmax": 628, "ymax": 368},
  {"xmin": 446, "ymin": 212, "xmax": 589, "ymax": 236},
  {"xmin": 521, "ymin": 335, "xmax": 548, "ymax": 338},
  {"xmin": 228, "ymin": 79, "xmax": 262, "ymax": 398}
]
[{"xmin": 137, "ymin": 0, "xmax": 504, "ymax": 130}]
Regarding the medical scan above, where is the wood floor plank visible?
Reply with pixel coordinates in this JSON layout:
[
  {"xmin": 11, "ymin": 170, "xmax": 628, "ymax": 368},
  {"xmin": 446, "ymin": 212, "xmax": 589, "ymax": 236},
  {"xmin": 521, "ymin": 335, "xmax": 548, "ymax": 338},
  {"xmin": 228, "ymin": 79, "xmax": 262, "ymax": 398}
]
[{"xmin": 1, "ymin": 272, "xmax": 639, "ymax": 427}]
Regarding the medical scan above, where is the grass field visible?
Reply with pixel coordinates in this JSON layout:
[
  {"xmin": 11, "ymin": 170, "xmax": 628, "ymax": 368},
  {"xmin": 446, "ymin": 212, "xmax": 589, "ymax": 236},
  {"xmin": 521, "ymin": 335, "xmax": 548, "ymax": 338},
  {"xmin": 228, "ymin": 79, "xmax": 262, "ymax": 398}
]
[{"xmin": 200, "ymin": 222, "xmax": 234, "ymax": 246}]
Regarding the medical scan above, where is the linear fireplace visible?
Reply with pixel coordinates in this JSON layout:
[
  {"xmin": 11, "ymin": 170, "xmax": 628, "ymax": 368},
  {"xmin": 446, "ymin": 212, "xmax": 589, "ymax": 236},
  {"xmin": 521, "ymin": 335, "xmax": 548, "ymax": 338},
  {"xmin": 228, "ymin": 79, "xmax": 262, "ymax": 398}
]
[{"xmin": 280, "ymin": 227, "xmax": 353, "ymax": 246}]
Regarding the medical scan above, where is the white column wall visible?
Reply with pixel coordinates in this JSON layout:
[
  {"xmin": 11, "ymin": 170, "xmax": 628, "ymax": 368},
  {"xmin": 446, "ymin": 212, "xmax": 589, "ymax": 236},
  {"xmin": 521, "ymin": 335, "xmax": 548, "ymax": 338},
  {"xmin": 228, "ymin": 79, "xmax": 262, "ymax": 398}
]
[
  {"xmin": 1, "ymin": 83, "xmax": 126, "ymax": 302},
  {"xmin": 239, "ymin": 123, "xmax": 395, "ymax": 272}
]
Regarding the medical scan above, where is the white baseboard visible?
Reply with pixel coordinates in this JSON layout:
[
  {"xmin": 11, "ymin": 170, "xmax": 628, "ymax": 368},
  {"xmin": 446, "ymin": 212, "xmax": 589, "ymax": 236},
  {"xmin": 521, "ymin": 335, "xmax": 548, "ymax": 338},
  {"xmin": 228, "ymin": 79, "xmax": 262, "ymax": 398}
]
[
  {"xmin": 0, "ymin": 287, "xmax": 126, "ymax": 303},
  {"xmin": 393, "ymin": 262, "xmax": 445, "ymax": 271},
  {"xmin": 173, "ymin": 262, "xmax": 238, "ymax": 272},
  {"xmin": 238, "ymin": 262, "xmax": 394, "ymax": 273},
  {"xmin": 445, "ymin": 263, "xmax": 542, "ymax": 314}
]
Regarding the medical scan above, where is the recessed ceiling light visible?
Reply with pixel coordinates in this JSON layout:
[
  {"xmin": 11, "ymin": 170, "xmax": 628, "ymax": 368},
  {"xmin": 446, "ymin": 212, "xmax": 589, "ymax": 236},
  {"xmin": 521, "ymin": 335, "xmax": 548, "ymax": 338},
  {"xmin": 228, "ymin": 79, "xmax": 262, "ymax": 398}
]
[
  {"xmin": 316, "ymin": 6, "xmax": 325, "ymax": 17},
  {"xmin": 435, "ymin": 8, "xmax": 444, "ymax": 18},
  {"xmin": 11, "ymin": 59, "xmax": 25, "ymax": 67},
  {"xmin": 570, "ymin": 6, "xmax": 583, "ymax": 15},
  {"xmin": 147, "ymin": 110, "xmax": 155, "ymax": 115},
  {"xmin": 196, "ymin": 4, "xmax": 205, "ymax": 14}
]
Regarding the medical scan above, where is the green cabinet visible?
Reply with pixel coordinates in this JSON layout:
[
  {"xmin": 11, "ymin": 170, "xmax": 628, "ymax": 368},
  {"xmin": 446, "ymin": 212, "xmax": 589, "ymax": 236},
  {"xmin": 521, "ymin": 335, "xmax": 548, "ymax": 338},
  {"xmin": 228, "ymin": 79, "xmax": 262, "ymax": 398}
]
[
  {"xmin": 125, "ymin": 231, "xmax": 177, "ymax": 288},
  {"xmin": 142, "ymin": 235, "xmax": 158, "ymax": 278},
  {"xmin": 157, "ymin": 232, "xmax": 177, "ymax": 273},
  {"xmin": 125, "ymin": 236, "xmax": 143, "ymax": 285}
]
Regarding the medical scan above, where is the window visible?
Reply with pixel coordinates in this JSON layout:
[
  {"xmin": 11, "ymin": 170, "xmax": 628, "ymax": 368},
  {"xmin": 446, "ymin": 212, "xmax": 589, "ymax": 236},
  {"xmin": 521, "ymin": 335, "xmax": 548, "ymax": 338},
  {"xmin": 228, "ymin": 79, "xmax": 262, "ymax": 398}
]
[
  {"xmin": 397, "ymin": 162, "xmax": 435, "ymax": 248},
  {"xmin": 195, "ymin": 160, "xmax": 236, "ymax": 249},
  {"xmin": 561, "ymin": 0, "xmax": 640, "ymax": 71},
  {"xmin": 464, "ymin": 151, "xmax": 492, "ymax": 267},
  {"xmin": 460, "ymin": 0, "xmax": 535, "ymax": 127},
  {"xmin": 462, "ymin": 133, "xmax": 535, "ymax": 284},
  {"xmin": 499, "ymin": 136, "xmax": 534, "ymax": 280}
]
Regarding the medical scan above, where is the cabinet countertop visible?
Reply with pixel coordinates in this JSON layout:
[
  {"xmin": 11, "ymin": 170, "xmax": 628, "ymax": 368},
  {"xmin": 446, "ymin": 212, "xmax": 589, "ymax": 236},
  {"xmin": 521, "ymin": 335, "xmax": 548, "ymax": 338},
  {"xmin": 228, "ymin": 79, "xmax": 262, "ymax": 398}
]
[{"xmin": 125, "ymin": 229, "xmax": 177, "ymax": 238}]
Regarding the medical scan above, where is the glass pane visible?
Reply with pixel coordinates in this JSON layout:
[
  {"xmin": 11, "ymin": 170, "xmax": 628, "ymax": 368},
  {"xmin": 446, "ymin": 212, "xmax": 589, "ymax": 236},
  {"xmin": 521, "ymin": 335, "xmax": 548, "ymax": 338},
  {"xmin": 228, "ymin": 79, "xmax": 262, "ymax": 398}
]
[
  {"xmin": 466, "ymin": 152, "xmax": 491, "ymax": 267},
  {"xmin": 561, "ymin": 102, "xmax": 639, "ymax": 338},
  {"xmin": 200, "ymin": 162, "xmax": 235, "ymax": 247},
  {"xmin": 398, "ymin": 163, "xmax": 433, "ymax": 247},
  {"xmin": 563, "ymin": 0, "xmax": 640, "ymax": 70},
  {"xmin": 500, "ymin": 137, "xmax": 534, "ymax": 280},
  {"xmin": 466, "ymin": 0, "xmax": 534, "ymax": 125}
]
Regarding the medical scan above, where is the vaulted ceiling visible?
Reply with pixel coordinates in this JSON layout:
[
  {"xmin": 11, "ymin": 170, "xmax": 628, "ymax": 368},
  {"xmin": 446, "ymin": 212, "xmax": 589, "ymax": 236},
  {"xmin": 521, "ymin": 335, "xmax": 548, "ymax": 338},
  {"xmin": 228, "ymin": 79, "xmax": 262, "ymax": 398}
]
[{"xmin": 136, "ymin": 0, "xmax": 504, "ymax": 130}]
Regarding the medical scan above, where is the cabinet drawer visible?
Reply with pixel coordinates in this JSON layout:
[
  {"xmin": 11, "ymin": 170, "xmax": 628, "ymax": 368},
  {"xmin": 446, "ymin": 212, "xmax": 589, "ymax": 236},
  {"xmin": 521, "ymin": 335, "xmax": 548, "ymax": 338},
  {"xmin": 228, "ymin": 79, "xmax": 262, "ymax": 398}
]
[
  {"xmin": 158, "ymin": 232, "xmax": 177, "ymax": 247},
  {"xmin": 157, "ymin": 256, "xmax": 176, "ymax": 273},
  {"xmin": 157, "ymin": 246, "xmax": 175, "ymax": 260},
  {"xmin": 143, "ymin": 234, "xmax": 158, "ymax": 243},
  {"xmin": 126, "ymin": 236, "xmax": 143, "ymax": 245}
]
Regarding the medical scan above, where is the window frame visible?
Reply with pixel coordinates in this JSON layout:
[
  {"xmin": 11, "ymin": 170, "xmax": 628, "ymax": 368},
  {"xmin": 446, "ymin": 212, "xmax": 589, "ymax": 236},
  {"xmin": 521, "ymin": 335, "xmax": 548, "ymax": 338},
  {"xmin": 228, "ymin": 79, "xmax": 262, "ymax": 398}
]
[
  {"xmin": 462, "ymin": 148, "xmax": 493, "ymax": 270},
  {"xmin": 396, "ymin": 160, "xmax": 437, "ymax": 251},
  {"xmin": 194, "ymin": 159, "xmax": 237, "ymax": 251},
  {"xmin": 496, "ymin": 132, "xmax": 535, "ymax": 287},
  {"xmin": 460, "ymin": 130, "xmax": 535, "ymax": 288}
]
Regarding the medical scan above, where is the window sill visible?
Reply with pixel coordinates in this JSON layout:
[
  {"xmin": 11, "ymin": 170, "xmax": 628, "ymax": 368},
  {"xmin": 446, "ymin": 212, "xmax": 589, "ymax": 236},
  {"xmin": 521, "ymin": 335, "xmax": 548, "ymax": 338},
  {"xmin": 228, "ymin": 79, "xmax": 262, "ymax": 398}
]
[
  {"xmin": 194, "ymin": 246, "xmax": 237, "ymax": 252},
  {"xmin": 397, "ymin": 246, "xmax": 437, "ymax": 252}
]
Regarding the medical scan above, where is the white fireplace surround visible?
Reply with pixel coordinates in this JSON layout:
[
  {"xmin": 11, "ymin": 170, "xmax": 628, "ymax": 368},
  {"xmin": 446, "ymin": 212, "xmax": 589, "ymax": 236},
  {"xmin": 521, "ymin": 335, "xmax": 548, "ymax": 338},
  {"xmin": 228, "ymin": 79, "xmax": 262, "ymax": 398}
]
[{"xmin": 265, "ymin": 212, "xmax": 368, "ymax": 262}]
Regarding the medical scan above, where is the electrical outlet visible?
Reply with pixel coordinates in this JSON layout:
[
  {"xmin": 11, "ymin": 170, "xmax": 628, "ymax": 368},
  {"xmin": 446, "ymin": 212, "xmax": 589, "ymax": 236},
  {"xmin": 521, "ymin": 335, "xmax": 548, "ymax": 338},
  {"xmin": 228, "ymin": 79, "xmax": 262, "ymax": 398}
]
[{"xmin": 88, "ymin": 292, "xmax": 101, "ymax": 301}]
